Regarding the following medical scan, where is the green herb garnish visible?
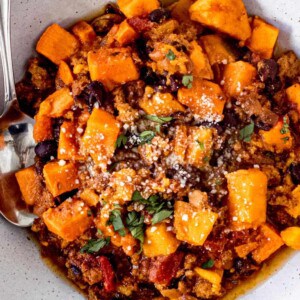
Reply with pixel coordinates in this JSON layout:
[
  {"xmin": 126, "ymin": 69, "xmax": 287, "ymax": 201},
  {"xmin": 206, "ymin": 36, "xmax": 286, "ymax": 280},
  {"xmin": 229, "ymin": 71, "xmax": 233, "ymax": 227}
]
[
  {"xmin": 182, "ymin": 75, "xmax": 193, "ymax": 89},
  {"xmin": 197, "ymin": 141, "xmax": 205, "ymax": 150},
  {"xmin": 80, "ymin": 237, "xmax": 110, "ymax": 254},
  {"xmin": 280, "ymin": 116, "xmax": 290, "ymax": 134},
  {"xmin": 139, "ymin": 131, "xmax": 156, "ymax": 144},
  {"xmin": 282, "ymin": 136, "xmax": 290, "ymax": 144},
  {"xmin": 146, "ymin": 115, "xmax": 173, "ymax": 124},
  {"xmin": 166, "ymin": 49, "xmax": 176, "ymax": 61},
  {"xmin": 107, "ymin": 209, "xmax": 126, "ymax": 237},
  {"xmin": 201, "ymin": 259, "xmax": 215, "ymax": 269},
  {"xmin": 126, "ymin": 212, "xmax": 145, "ymax": 244},
  {"xmin": 152, "ymin": 210, "xmax": 173, "ymax": 225},
  {"xmin": 239, "ymin": 121, "xmax": 254, "ymax": 142},
  {"xmin": 116, "ymin": 134, "xmax": 128, "ymax": 148}
]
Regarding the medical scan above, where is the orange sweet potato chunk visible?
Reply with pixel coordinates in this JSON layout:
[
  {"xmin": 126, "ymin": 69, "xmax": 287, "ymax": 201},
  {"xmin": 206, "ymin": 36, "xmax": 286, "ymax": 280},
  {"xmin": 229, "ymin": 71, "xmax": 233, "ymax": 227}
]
[
  {"xmin": 174, "ymin": 201, "xmax": 218, "ymax": 246},
  {"xmin": 38, "ymin": 87, "xmax": 74, "ymax": 118},
  {"xmin": 88, "ymin": 47, "xmax": 139, "ymax": 91},
  {"xmin": 286, "ymin": 83, "xmax": 300, "ymax": 113},
  {"xmin": 252, "ymin": 224, "xmax": 284, "ymax": 263},
  {"xmin": 281, "ymin": 227, "xmax": 300, "ymax": 250},
  {"xmin": 200, "ymin": 35, "xmax": 237, "ymax": 66},
  {"xmin": 222, "ymin": 61, "xmax": 257, "ymax": 97},
  {"xmin": 33, "ymin": 114, "xmax": 53, "ymax": 142},
  {"xmin": 190, "ymin": 41, "xmax": 213, "ymax": 80},
  {"xmin": 43, "ymin": 199, "xmax": 93, "ymax": 241},
  {"xmin": 189, "ymin": 0, "xmax": 251, "ymax": 41},
  {"xmin": 178, "ymin": 78, "xmax": 226, "ymax": 122},
  {"xmin": 173, "ymin": 125, "xmax": 188, "ymax": 164},
  {"xmin": 171, "ymin": 0, "xmax": 195, "ymax": 23},
  {"xmin": 259, "ymin": 117, "xmax": 293, "ymax": 153},
  {"xmin": 80, "ymin": 189, "xmax": 99, "ymax": 207},
  {"xmin": 72, "ymin": 21, "xmax": 96, "ymax": 44},
  {"xmin": 57, "ymin": 61, "xmax": 74, "ymax": 85},
  {"xmin": 43, "ymin": 161, "xmax": 80, "ymax": 197},
  {"xmin": 114, "ymin": 20, "xmax": 138, "ymax": 46},
  {"xmin": 246, "ymin": 17, "xmax": 279, "ymax": 59},
  {"xmin": 139, "ymin": 88, "xmax": 185, "ymax": 116},
  {"xmin": 82, "ymin": 108, "xmax": 120, "ymax": 168},
  {"xmin": 117, "ymin": 0, "xmax": 160, "ymax": 18},
  {"xmin": 226, "ymin": 169, "xmax": 267, "ymax": 230},
  {"xmin": 15, "ymin": 166, "xmax": 42, "ymax": 205},
  {"xmin": 143, "ymin": 223, "xmax": 180, "ymax": 258},
  {"xmin": 58, "ymin": 121, "xmax": 85, "ymax": 161},
  {"xmin": 36, "ymin": 24, "xmax": 79, "ymax": 65}
]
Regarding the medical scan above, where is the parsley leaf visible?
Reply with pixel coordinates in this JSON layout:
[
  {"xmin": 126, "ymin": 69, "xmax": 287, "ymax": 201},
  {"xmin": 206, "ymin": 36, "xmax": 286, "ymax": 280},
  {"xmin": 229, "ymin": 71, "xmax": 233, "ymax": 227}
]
[
  {"xmin": 239, "ymin": 121, "xmax": 254, "ymax": 142},
  {"xmin": 146, "ymin": 115, "xmax": 173, "ymax": 124},
  {"xmin": 166, "ymin": 49, "xmax": 176, "ymax": 61},
  {"xmin": 201, "ymin": 259, "xmax": 215, "ymax": 269},
  {"xmin": 182, "ymin": 75, "xmax": 193, "ymax": 89},
  {"xmin": 152, "ymin": 210, "xmax": 173, "ymax": 225},
  {"xmin": 80, "ymin": 237, "xmax": 110, "ymax": 254},
  {"xmin": 280, "ymin": 116, "xmax": 290, "ymax": 134},
  {"xmin": 116, "ymin": 134, "xmax": 128, "ymax": 148},
  {"xmin": 132, "ymin": 191, "xmax": 145, "ymax": 202},
  {"xmin": 282, "ymin": 136, "xmax": 290, "ymax": 144},
  {"xmin": 126, "ymin": 212, "xmax": 145, "ymax": 244},
  {"xmin": 139, "ymin": 131, "xmax": 156, "ymax": 144},
  {"xmin": 107, "ymin": 209, "xmax": 126, "ymax": 237},
  {"xmin": 197, "ymin": 141, "xmax": 205, "ymax": 150}
]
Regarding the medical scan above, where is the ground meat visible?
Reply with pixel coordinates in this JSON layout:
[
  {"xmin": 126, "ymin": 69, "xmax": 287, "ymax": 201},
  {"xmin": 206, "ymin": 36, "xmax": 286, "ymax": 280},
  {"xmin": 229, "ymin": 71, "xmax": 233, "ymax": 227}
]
[{"xmin": 277, "ymin": 51, "xmax": 300, "ymax": 84}]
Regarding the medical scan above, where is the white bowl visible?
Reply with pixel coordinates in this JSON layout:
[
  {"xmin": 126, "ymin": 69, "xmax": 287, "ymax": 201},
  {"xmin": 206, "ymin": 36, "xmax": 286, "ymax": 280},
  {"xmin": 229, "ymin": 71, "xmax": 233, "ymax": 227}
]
[{"xmin": 0, "ymin": 0, "xmax": 300, "ymax": 299}]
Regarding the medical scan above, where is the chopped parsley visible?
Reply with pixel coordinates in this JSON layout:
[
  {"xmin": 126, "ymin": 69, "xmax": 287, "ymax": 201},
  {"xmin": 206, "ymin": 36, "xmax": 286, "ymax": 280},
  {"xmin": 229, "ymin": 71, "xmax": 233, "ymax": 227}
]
[
  {"xmin": 280, "ymin": 116, "xmax": 290, "ymax": 135},
  {"xmin": 182, "ymin": 75, "xmax": 193, "ymax": 89},
  {"xmin": 282, "ymin": 136, "xmax": 290, "ymax": 144},
  {"xmin": 139, "ymin": 131, "xmax": 156, "ymax": 144},
  {"xmin": 239, "ymin": 121, "xmax": 254, "ymax": 142},
  {"xmin": 107, "ymin": 209, "xmax": 126, "ymax": 237},
  {"xmin": 126, "ymin": 211, "xmax": 145, "ymax": 244},
  {"xmin": 80, "ymin": 237, "xmax": 110, "ymax": 254},
  {"xmin": 132, "ymin": 191, "xmax": 173, "ymax": 225},
  {"xmin": 146, "ymin": 115, "xmax": 173, "ymax": 124},
  {"xmin": 116, "ymin": 134, "xmax": 128, "ymax": 148},
  {"xmin": 197, "ymin": 141, "xmax": 205, "ymax": 150},
  {"xmin": 166, "ymin": 49, "xmax": 176, "ymax": 61},
  {"xmin": 201, "ymin": 259, "xmax": 215, "ymax": 269}
]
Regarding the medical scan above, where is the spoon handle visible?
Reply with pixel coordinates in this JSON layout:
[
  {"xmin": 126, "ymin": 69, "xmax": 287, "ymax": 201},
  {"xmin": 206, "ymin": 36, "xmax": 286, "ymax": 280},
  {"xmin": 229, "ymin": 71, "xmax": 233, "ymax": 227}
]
[{"xmin": 0, "ymin": 0, "xmax": 17, "ymax": 117}]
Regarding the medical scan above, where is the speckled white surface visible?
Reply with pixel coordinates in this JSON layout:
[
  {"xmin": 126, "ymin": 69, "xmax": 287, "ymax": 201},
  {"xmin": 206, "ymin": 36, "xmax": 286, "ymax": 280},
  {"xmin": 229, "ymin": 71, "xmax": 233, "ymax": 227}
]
[{"xmin": 0, "ymin": 0, "xmax": 300, "ymax": 299}]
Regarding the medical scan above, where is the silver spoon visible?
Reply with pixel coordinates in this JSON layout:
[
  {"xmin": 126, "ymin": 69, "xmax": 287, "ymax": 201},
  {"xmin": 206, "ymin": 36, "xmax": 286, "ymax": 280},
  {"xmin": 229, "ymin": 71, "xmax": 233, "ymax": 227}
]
[{"xmin": 0, "ymin": 0, "xmax": 37, "ymax": 227}]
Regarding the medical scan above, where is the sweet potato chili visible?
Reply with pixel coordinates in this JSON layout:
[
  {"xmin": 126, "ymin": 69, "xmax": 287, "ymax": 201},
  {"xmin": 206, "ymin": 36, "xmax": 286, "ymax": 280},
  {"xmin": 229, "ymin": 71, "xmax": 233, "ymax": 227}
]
[{"xmin": 15, "ymin": 0, "xmax": 300, "ymax": 299}]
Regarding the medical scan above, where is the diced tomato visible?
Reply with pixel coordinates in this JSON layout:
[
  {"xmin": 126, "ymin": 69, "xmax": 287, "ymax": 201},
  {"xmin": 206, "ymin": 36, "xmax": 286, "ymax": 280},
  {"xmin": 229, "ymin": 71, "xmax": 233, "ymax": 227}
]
[
  {"xmin": 98, "ymin": 256, "xmax": 116, "ymax": 292},
  {"xmin": 149, "ymin": 252, "xmax": 184, "ymax": 285}
]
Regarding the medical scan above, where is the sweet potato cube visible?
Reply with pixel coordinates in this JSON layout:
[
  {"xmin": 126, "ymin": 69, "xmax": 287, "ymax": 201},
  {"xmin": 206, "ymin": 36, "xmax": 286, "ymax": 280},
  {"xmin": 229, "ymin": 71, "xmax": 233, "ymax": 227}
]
[
  {"xmin": 178, "ymin": 78, "xmax": 226, "ymax": 123},
  {"xmin": 171, "ymin": 0, "xmax": 195, "ymax": 23},
  {"xmin": 189, "ymin": 0, "xmax": 251, "ymax": 41},
  {"xmin": 143, "ymin": 223, "xmax": 180, "ymax": 257},
  {"xmin": 173, "ymin": 125, "xmax": 188, "ymax": 164},
  {"xmin": 82, "ymin": 108, "xmax": 120, "ymax": 168},
  {"xmin": 88, "ymin": 47, "xmax": 139, "ymax": 91},
  {"xmin": 57, "ymin": 61, "xmax": 74, "ymax": 85},
  {"xmin": 200, "ymin": 35, "xmax": 237, "ymax": 66},
  {"xmin": 226, "ymin": 169, "xmax": 267, "ymax": 230},
  {"xmin": 58, "ymin": 121, "xmax": 84, "ymax": 161},
  {"xmin": 43, "ymin": 161, "xmax": 80, "ymax": 197},
  {"xmin": 15, "ymin": 166, "xmax": 42, "ymax": 205},
  {"xmin": 139, "ymin": 88, "xmax": 185, "ymax": 116},
  {"xmin": 43, "ymin": 199, "xmax": 93, "ymax": 241},
  {"xmin": 33, "ymin": 114, "xmax": 53, "ymax": 142},
  {"xmin": 252, "ymin": 224, "xmax": 284, "ymax": 263},
  {"xmin": 259, "ymin": 117, "xmax": 293, "ymax": 153},
  {"xmin": 114, "ymin": 20, "xmax": 138, "ymax": 46},
  {"xmin": 286, "ymin": 83, "xmax": 300, "ymax": 113},
  {"xmin": 194, "ymin": 268, "xmax": 223, "ymax": 294},
  {"xmin": 80, "ymin": 189, "xmax": 99, "ymax": 207},
  {"xmin": 39, "ymin": 88, "xmax": 74, "ymax": 118},
  {"xmin": 36, "ymin": 23, "xmax": 79, "ymax": 65},
  {"xmin": 281, "ymin": 227, "xmax": 300, "ymax": 250},
  {"xmin": 246, "ymin": 17, "xmax": 279, "ymax": 59},
  {"xmin": 190, "ymin": 41, "xmax": 213, "ymax": 80},
  {"xmin": 72, "ymin": 21, "xmax": 96, "ymax": 44},
  {"xmin": 117, "ymin": 0, "xmax": 160, "ymax": 18},
  {"xmin": 186, "ymin": 126, "xmax": 213, "ymax": 168},
  {"xmin": 286, "ymin": 186, "xmax": 300, "ymax": 218},
  {"xmin": 174, "ymin": 201, "xmax": 218, "ymax": 246},
  {"xmin": 235, "ymin": 242, "xmax": 259, "ymax": 258},
  {"xmin": 222, "ymin": 61, "xmax": 257, "ymax": 97}
]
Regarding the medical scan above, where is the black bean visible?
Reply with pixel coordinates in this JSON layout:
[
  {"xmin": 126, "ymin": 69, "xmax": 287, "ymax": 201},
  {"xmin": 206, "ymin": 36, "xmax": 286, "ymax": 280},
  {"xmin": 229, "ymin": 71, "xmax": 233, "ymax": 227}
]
[
  {"xmin": 136, "ymin": 38, "xmax": 153, "ymax": 60},
  {"xmin": 140, "ymin": 66, "xmax": 161, "ymax": 86},
  {"xmin": 169, "ymin": 74, "xmax": 183, "ymax": 93},
  {"xmin": 34, "ymin": 140, "xmax": 58, "ymax": 160},
  {"xmin": 222, "ymin": 108, "xmax": 239, "ymax": 128},
  {"xmin": 105, "ymin": 4, "xmax": 123, "ymax": 16},
  {"xmin": 289, "ymin": 163, "xmax": 300, "ymax": 185},
  {"xmin": 257, "ymin": 59, "xmax": 278, "ymax": 82},
  {"xmin": 53, "ymin": 118, "xmax": 64, "ymax": 141},
  {"xmin": 233, "ymin": 258, "xmax": 257, "ymax": 277},
  {"xmin": 91, "ymin": 14, "xmax": 123, "ymax": 35},
  {"xmin": 70, "ymin": 265, "xmax": 81, "ymax": 276},
  {"xmin": 149, "ymin": 8, "xmax": 171, "ymax": 23},
  {"xmin": 264, "ymin": 76, "xmax": 282, "ymax": 96}
]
